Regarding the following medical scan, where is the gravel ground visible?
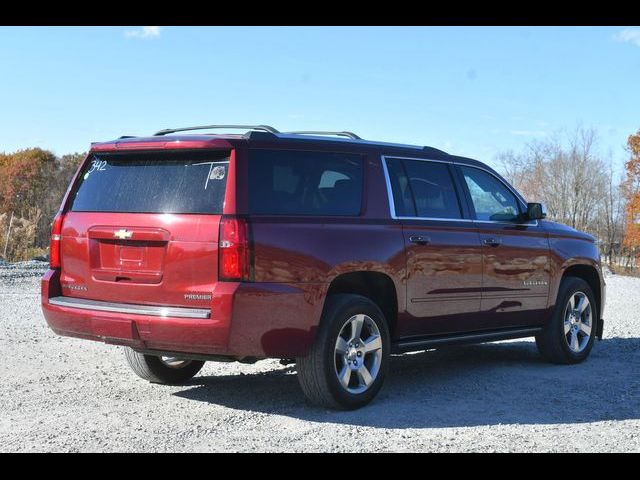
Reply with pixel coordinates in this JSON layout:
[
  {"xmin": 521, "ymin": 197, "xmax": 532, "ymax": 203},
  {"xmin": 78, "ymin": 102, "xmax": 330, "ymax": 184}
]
[{"xmin": 1, "ymin": 262, "xmax": 639, "ymax": 452}]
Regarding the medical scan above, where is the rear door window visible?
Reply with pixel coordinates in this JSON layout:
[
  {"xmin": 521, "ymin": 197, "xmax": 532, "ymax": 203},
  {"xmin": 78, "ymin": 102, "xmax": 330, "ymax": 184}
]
[
  {"xmin": 384, "ymin": 157, "xmax": 416, "ymax": 217},
  {"xmin": 248, "ymin": 150, "xmax": 363, "ymax": 216},
  {"xmin": 384, "ymin": 157, "xmax": 462, "ymax": 219},
  {"xmin": 69, "ymin": 151, "xmax": 230, "ymax": 214}
]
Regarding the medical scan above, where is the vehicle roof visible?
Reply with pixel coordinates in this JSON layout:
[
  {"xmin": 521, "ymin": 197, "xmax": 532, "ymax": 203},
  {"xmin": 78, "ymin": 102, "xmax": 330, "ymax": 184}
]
[{"xmin": 90, "ymin": 132, "xmax": 493, "ymax": 172}]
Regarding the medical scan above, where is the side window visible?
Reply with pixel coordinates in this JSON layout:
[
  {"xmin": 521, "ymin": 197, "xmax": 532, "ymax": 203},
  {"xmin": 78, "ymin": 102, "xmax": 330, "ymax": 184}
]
[
  {"xmin": 460, "ymin": 166, "xmax": 521, "ymax": 222},
  {"xmin": 402, "ymin": 160, "xmax": 462, "ymax": 219},
  {"xmin": 385, "ymin": 157, "xmax": 462, "ymax": 219},
  {"xmin": 272, "ymin": 165, "xmax": 300, "ymax": 194},
  {"xmin": 319, "ymin": 170, "xmax": 349, "ymax": 188},
  {"xmin": 248, "ymin": 150, "xmax": 363, "ymax": 216},
  {"xmin": 385, "ymin": 158, "xmax": 416, "ymax": 217}
]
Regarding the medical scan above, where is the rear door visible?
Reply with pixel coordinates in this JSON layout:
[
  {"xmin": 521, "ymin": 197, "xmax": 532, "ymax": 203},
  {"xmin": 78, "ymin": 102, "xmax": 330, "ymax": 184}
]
[
  {"xmin": 383, "ymin": 156, "xmax": 483, "ymax": 337},
  {"xmin": 456, "ymin": 164, "xmax": 550, "ymax": 327},
  {"xmin": 59, "ymin": 149, "xmax": 232, "ymax": 309}
]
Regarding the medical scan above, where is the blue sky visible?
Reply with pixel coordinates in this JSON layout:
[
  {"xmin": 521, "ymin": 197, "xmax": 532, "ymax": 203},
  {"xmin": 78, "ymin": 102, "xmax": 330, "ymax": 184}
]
[{"xmin": 1, "ymin": 26, "xmax": 639, "ymax": 172}]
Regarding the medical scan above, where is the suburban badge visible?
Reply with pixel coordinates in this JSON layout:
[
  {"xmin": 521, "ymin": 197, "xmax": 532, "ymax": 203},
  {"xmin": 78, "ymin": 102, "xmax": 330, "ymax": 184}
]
[{"xmin": 61, "ymin": 283, "xmax": 88, "ymax": 292}]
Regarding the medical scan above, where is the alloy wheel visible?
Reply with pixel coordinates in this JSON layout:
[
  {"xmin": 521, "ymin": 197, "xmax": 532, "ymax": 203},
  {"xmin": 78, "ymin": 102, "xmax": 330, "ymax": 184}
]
[
  {"xmin": 334, "ymin": 314, "xmax": 383, "ymax": 394},
  {"xmin": 563, "ymin": 291, "xmax": 592, "ymax": 353}
]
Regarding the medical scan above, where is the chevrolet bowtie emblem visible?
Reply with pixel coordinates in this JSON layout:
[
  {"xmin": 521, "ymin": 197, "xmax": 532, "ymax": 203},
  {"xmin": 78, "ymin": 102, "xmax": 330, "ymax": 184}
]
[{"xmin": 114, "ymin": 229, "xmax": 133, "ymax": 240}]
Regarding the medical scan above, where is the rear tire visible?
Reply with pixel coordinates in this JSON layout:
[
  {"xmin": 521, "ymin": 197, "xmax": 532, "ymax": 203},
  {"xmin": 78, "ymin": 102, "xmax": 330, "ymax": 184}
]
[
  {"xmin": 124, "ymin": 348, "xmax": 205, "ymax": 384},
  {"xmin": 296, "ymin": 294, "xmax": 390, "ymax": 410},
  {"xmin": 536, "ymin": 276, "xmax": 598, "ymax": 364}
]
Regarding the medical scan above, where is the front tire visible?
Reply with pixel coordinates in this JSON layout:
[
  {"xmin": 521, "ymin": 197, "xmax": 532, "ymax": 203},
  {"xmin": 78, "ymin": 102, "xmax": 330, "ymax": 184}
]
[
  {"xmin": 125, "ymin": 348, "xmax": 205, "ymax": 384},
  {"xmin": 296, "ymin": 294, "xmax": 390, "ymax": 410},
  {"xmin": 536, "ymin": 276, "xmax": 598, "ymax": 364}
]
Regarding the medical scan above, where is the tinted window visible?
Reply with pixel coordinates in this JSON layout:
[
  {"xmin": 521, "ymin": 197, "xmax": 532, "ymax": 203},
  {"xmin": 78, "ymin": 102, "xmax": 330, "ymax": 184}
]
[
  {"xmin": 69, "ymin": 151, "xmax": 229, "ymax": 214},
  {"xmin": 460, "ymin": 166, "xmax": 521, "ymax": 221},
  {"xmin": 385, "ymin": 158, "xmax": 462, "ymax": 219},
  {"xmin": 385, "ymin": 158, "xmax": 415, "ymax": 217},
  {"xmin": 403, "ymin": 160, "xmax": 462, "ymax": 219},
  {"xmin": 248, "ymin": 150, "xmax": 363, "ymax": 216}
]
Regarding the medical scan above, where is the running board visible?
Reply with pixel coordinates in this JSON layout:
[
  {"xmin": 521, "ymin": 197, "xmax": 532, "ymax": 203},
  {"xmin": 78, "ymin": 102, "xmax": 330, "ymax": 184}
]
[{"xmin": 391, "ymin": 327, "xmax": 542, "ymax": 354}]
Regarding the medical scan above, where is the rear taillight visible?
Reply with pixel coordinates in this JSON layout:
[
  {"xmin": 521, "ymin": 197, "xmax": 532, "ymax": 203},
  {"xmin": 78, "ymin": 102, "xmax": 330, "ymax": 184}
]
[
  {"xmin": 218, "ymin": 216, "xmax": 250, "ymax": 281},
  {"xmin": 49, "ymin": 213, "xmax": 64, "ymax": 269}
]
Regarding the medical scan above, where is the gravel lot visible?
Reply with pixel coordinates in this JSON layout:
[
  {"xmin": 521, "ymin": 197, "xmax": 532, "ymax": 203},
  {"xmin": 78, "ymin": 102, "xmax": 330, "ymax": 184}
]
[{"xmin": 1, "ymin": 261, "xmax": 639, "ymax": 452}]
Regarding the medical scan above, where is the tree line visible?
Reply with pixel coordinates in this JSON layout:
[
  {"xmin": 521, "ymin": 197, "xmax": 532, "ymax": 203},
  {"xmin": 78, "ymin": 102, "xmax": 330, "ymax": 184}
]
[
  {"xmin": 0, "ymin": 149, "xmax": 84, "ymax": 261},
  {"xmin": 1, "ymin": 127, "xmax": 639, "ymax": 270},
  {"xmin": 497, "ymin": 126, "xmax": 640, "ymax": 272}
]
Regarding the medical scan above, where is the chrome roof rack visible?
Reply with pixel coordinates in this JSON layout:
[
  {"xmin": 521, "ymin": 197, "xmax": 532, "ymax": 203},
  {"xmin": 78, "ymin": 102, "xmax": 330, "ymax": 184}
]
[
  {"xmin": 285, "ymin": 131, "xmax": 362, "ymax": 140},
  {"xmin": 148, "ymin": 126, "xmax": 449, "ymax": 154},
  {"xmin": 153, "ymin": 124, "xmax": 280, "ymax": 136}
]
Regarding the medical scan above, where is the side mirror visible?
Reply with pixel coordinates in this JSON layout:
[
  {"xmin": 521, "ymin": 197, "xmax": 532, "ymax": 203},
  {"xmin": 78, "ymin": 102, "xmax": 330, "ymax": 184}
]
[{"xmin": 526, "ymin": 202, "xmax": 547, "ymax": 220}]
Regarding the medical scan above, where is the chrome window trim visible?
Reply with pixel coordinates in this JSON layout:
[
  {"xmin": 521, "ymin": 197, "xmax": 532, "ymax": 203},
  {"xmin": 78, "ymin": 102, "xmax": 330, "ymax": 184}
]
[
  {"xmin": 381, "ymin": 155, "xmax": 468, "ymax": 222},
  {"xmin": 381, "ymin": 155, "xmax": 538, "ymax": 227},
  {"xmin": 49, "ymin": 296, "xmax": 211, "ymax": 319},
  {"xmin": 474, "ymin": 219, "xmax": 539, "ymax": 226},
  {"xmin": 380, "ymin": 155, "xmax": 399, "ymax": 218},
  {"xmin": 394, "ymin": 217, "xmax": 475, "ymax": 223}
]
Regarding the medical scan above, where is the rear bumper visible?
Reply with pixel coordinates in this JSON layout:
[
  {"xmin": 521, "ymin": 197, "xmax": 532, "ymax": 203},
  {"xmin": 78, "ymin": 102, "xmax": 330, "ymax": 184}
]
[
  {"xmin": 41, "ymin": 269, "xmax": 324, "ymax": 358},
  {"xmin": 41, "ymin": 269, "xmax": 237, "ymax": 355},
  {"xmin": 48, "ymin": 296, "xmax": 211, "ymax": 319}
]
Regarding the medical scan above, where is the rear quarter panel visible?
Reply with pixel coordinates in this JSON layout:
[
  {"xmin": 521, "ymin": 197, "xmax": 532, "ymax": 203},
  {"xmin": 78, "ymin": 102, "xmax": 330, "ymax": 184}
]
[{"xmin": 226, "ymin": 149, "xmax": 406, "ymax": 356}]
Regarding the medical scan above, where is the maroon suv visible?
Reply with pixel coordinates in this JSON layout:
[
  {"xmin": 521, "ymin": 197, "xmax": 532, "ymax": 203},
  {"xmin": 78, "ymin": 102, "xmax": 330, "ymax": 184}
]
[{"xmin": 41, "ymin": 125, "xmax": 605, "ymax": 409}]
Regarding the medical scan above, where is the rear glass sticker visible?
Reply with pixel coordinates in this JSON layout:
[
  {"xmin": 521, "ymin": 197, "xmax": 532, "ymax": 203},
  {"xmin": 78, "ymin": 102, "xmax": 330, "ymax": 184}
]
[
  {"xmin": 210, "ymin": 166, "xmax": 226, "ymax": 180},
  {"xmin": 201, "ymin": 161, "xmax": 228, "ymax": 190},
  {"xmin": 88, "ymin": 159, "xmax": 107, "ymax": 173}
]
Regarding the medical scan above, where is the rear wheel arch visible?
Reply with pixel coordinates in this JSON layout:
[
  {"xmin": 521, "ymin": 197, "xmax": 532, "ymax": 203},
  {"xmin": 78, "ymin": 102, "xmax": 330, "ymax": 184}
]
[
  {"xmin": 325, "ymin": 271, "xmax": 398, "ymax": 338},
  {"xmin": 296, "ymin": 293, "xmax": 391, "ymax": 409}
]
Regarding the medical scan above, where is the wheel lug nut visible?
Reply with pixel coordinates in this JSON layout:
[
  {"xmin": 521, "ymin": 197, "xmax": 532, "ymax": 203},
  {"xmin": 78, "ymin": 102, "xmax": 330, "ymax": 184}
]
[{"xmin": 357, "ymin": 352, "xmax": 362, "ymax": 357}]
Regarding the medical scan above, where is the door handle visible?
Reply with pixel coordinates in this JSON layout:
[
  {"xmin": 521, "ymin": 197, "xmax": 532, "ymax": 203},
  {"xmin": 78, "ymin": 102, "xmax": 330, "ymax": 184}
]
[
  {"xmin": 483, "ymin": 237, "xmax": 502, "ymax": 247},
  {"xmin": 409, "ymin": 235, "xmax": 431, "ymax": 245}
]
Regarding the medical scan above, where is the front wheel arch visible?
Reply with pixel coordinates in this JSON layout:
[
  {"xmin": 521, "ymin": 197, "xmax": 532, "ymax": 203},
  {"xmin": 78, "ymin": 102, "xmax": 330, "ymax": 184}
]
[
  {"xmin": 556, "ymin": 263, "xmax": 603, "ymax": 323},
  {"xmin": 537, "ymin": 276, "xmax": 598, "ymax": 364}
]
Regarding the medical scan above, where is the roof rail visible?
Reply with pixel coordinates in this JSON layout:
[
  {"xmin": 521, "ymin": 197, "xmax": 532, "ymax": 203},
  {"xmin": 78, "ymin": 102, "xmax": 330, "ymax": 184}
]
[
  {"xmin": 153, "ymin": 124, "xmax": 280, "ymax": 136},
  {"xmin": 286, "ymin": 131, "xmax": 362, "ymax": 140}
]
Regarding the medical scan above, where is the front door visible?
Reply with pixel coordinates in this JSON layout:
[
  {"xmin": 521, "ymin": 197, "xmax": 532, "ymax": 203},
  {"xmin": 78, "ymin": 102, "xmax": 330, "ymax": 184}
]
[
  {"xmin": 457, "ymin": 165, "xmax": 550, "ymax": 328},
  {"xmin": 383, "ymin": 157, "xmax": 483, "ymax": 337}
]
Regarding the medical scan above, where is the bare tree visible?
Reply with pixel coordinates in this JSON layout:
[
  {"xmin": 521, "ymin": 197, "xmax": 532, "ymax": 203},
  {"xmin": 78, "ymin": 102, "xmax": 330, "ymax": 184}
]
[
  {"xmin": 498, "ymin": 126, "xmax": 627, "ymax": 264},
  {"xmin": 599, "ymin": 157, "xmax": 626, "ymax": 263}
]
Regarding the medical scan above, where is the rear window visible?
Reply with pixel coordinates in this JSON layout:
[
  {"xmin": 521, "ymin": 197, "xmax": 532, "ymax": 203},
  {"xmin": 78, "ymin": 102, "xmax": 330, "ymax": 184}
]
[
  {"xmin": 69, "ymin": 151, "xmax": 230, "ymax": 214},
  {"xmin": 248, "ymin": 149, "xmax": 363, "ymax": 216}
]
